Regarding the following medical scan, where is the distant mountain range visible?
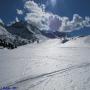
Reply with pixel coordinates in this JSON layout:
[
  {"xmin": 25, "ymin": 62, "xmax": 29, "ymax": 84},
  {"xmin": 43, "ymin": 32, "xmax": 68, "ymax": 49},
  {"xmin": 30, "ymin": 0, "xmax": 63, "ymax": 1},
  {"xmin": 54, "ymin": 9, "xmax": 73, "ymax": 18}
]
[
  {"xmin": 0, "ymin": 21, "xmax": 90, "ymax": 49},
  {"xmin": 67, "ymin": 28, "xmax": 90, "ymax": 37}
]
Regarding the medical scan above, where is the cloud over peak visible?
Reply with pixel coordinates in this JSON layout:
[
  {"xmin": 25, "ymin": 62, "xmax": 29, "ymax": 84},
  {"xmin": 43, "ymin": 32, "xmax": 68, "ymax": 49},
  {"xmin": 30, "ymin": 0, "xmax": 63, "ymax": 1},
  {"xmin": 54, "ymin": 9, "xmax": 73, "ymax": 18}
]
[
  {"xmin": 59, "ymin": 14, "xmax": 90, "ymax": 32},
  {"xmin": 18, "ymin": 0, "xmax": 90, "ymax": 32}
]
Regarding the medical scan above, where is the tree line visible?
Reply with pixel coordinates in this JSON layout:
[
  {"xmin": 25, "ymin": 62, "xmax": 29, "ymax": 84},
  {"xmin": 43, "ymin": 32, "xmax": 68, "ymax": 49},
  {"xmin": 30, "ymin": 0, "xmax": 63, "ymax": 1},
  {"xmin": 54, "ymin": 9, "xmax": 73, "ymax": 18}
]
[{"xmin": 0, "ymin": 39, "xmax": 17, "ymax": 49}]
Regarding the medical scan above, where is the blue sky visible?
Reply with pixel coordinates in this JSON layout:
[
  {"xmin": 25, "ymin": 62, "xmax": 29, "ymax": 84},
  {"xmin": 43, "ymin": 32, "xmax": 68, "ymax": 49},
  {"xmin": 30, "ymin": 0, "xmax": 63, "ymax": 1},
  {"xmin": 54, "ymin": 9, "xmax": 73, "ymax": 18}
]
[{"xmin": 0, "ymin": 0, "xmax": 90, "ymax": 24}]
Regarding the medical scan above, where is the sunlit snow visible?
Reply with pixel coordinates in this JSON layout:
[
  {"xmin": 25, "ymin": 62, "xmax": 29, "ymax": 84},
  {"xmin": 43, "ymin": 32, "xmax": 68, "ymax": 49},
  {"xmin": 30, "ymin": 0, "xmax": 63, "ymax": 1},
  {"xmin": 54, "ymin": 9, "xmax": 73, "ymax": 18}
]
[{"xmin": 0, "ymin": 36, "xmax": 90, "ymax": 90}]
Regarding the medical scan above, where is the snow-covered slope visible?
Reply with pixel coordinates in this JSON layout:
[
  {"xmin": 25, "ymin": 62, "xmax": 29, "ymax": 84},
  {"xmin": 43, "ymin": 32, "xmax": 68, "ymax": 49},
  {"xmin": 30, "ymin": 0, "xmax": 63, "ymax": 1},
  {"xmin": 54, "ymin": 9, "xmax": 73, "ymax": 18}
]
[
  {"xmin": 61, "ymin": 35, "xmax": 90, "ymax": 47},
  {"xmin": 0, "ymin": 37, "xmax": 90, "ymax": 90},
  {"xmin": 0, "ymin": 25, "xmax": 9, "ymax": 35},
  {"xmin": 0, "ymin": 24, "xmax": 30, "ymax": 49},
  {"xmin": 0, "ymin": 25, "xmax": 15, "ymax": 42}
]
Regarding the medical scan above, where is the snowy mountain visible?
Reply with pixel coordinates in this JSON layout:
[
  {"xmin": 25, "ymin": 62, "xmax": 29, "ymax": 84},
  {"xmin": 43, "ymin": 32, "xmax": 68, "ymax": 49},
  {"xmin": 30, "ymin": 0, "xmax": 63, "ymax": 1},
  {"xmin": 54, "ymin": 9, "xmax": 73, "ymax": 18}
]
[
  {"xmin": 0, "ymin": 24, "xmax": 15, "ymax": 48},
  {"xmin": 5, "ymin": 21, "xmax": 67, "ymax": 47},
  {"xmin": 41, "ymin": 30, "xmax": 66, "ymax": 38},
  {"xmin": 0, "ymin": 25, "xmax": 9, "ymax": 36},
  {"xmin": 0, "ymin": 24, "xmax": 29, "ymax": 49},
  {"xmin": 0, "ymin": 20, "xmax": 90, "ymax": 49},
  {"xmin": 0, "ymin": 24, "xmax": 14, "ymax": 40},
  {"xmin": 6, "ymin": 21, "xmax": 40, "ymax": 40},
  {"xmin": 6, "ymin": 21, "xmax": 67, "ymax": 40}
]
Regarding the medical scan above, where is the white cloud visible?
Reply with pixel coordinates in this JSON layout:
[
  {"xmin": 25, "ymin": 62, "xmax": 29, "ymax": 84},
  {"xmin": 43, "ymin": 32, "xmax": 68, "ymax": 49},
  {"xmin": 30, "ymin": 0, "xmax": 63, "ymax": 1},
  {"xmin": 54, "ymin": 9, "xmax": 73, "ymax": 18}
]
[
  {"xmin": 84, "ymin": 16, "xmax": 90, "ymax": 27},
  {"xmin": 24, "ymin": 0, "xmax": 51, "ymax": 30},
  {"xmin": 17, "ymin": 9, "xmax": 23, "ymax": 15},
  {"xmin": 15, "ymin": 17, "xmax": 19, "ymax": 22},
  {"xmin": 59, "ymin": 14, "xmax": 90, "ymax": 32},
  {"xmin": 48, "ymin": 15, "xmax": 62, "ymax": 31},
  {"xmin": 23, "ymin": 0, "xmax": 90, "ymax": 32},
  {"xmin": 24, "ymin": 1, "xmax": 43, "ymax": 14}
]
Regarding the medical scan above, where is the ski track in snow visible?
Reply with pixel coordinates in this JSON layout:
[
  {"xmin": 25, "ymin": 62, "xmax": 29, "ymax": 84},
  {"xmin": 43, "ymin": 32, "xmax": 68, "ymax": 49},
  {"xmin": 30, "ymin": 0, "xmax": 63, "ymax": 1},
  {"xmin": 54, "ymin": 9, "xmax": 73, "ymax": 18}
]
[
  {"xmin": 0, "ymin": 38, "xmax": 90, "ymax": 90},
  {"xmin": 2, "ymin": 62, "xmax": 90, "ymax": 90}
]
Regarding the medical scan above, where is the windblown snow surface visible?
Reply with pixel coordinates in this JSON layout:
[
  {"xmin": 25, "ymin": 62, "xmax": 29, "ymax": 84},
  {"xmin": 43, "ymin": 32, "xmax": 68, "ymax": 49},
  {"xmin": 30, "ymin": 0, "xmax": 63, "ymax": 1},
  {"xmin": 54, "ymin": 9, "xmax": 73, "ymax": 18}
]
[{"xmin": 0, "ymin": 36, "xmax": 90, "ymax": 90}]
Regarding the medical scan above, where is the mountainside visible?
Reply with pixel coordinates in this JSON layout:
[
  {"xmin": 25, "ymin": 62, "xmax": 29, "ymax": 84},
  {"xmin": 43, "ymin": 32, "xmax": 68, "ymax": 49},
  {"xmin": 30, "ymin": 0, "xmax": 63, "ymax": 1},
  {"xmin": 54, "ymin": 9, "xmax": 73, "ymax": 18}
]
[
  {"xmin": 5, "ymin": 21, "xmax": 67, "ymax": 48},
  {"xmin": 41, "ymin": 30, "xmax": 66, "ymax": 38},
  {"xmin": 0, "ymin": 21, "xmax": 90, "ymax": 49},
  {"xmin": 0, "ymin": 24, "xmax": 29, "ymax": 49},
  {"xmin": 6, "ymin": 21, "xmax": 41, "ymax": 40},
  {"xmin": 6, "ymin": 21, "xmax": 67, "ymax": 40},
  {"xmin": 0, "ymin": 25, "xmax": 9, "ymax": 36},
  {"xmin": 0, "ymin": 25, "xmax": 15, "ymax": 48}
]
